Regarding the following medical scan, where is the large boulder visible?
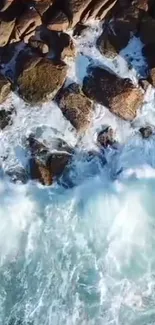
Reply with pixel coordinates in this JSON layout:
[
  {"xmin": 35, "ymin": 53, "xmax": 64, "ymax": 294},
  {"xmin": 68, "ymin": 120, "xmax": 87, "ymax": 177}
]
[
  {"xmin": 28, "ymin": 137, "xmax": 72, "ymax": 185},
  {"xmin": 55, "ymin": 83, "xmax": 93, "ymax": 131},
  {"xmin": 0, "ymin": 73, "xmax": 11, "ymax": 104},
  {"xmin": 82, "ymin": 66, "xmax": 143, "ymax": 121},
  {"xmin": 16, "ymin": 58, "xmax": 67, "ymax": 104},
  {"xmin": 33, "ymin": 0, "xmax": 52, "ymax": 16}
]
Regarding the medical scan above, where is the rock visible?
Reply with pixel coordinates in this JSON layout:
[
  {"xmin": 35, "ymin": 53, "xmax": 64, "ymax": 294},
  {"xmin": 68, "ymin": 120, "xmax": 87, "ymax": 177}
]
[
  {"xmin": 139, "ymin": 126, "xmax": 153, "ymax": 138},
  {"xmin": 47, "ymin": 10, "xmax": 69, "ymax": 31},
  {"xmin": 97, "ymin": 125, "xmax": 115, "ymax": 148},
  {"xmin": 0, "ymin": 107, "xmax": 14, "ymax": 129},
  {"xmin": 16, "ymin": 58, "xmax": 67, "ymax": 104},
  {"xmin": 34, "ymin": 0, "xmax": 52, "ymax": 16},
  {"xmin": 81, "ymin": 0, "xmax": 117, "ymax": 22},
  {"xmin": 139, "ymin": 13, "xmax": 155, "ymax": 45},
  {"xmin": 13, "ymin": 7, "xmax": 42, "ymax": 42},
  {"xmin": 0, "ymin": 74, "xmax": 11, "ymax": 104},
  {"xmin": 28, "ymin": 137, "xmax": 72, "ymax": 185},
  {"xmin": 0, "ymin": 0, "xmax": 14, "ymax": 12},
  {"xmin": 7, "ymin": 167, "xmax": 28, "ymax": 184},
  {"xmin": 96, "ymin": 23, "xmax": 129, "ymax": 58},
  {"xmin": 133, "ymin": 0, "xmax": 152, "ymax": 11},
  {"xmin": 29, "ymin": 38, "xmax": 49, "ymax": 54},
  {"xmin": 73, "ymin": 23, "xmax": 88, "ymax": 36},
  {"xmin": 82, "ymin": 66, "xmax": 143, "ymax": 121},
  {"xmin": 0, "ymin": 19, "xmax": 16, "ymax": 46},
  {"xmin": 39, "ymin": 27, "xmax": 75, "ymax": 59},
  {"xmin": 56, "ymin": 83, "xmax": 93, "ymax": 131}
]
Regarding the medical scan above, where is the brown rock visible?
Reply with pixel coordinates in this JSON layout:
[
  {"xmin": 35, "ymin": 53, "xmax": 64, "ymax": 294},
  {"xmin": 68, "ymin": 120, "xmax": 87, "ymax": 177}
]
[
  {"xmin": 0, "ymin": 74, "xmax": 11, "ymax": 104},
  {"xmin": 28, "ymin": 137, "xmax": 72, "ymax": 185},
  {"xmin": 16, "ymin": 58, "xmax": 67, "ymax": 104},
  {"xmin": 73, "ymin": 23, "xmax": 88, "ymax": 36},
  {"xmin": 0, "ymin": 19, "xmax": 15, "ymax": 46},
  {"xmin": 56, "ymin": 83, "xmax": 93, "ymax": 131},
  {"xmin": 13, "ymin": 7, "xmax": 42, "ymax": 42},
  {"xmin": 97, "ymin": 0, "xmax": 117, "ymax": 20},
  {"xmin": 82, "ymin": 66, "xmax": 143, "ymax": 121}
]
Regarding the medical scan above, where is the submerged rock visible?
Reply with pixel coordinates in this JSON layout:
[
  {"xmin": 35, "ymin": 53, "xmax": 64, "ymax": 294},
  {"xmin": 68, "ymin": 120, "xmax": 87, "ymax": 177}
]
[
  {"xmin": 56, "ymin": 83, "xmax": 93, "ymax": 132},
  {"xmin": 82, "ymin": 66, "xmax": 143, "ymax": 121},
  {"xmin": 97, "ymin": 125, "xmax": 115, "ymax": 148},
  {"xmin": 139, "ymin": 126, "xmax": 153, "ymax": 138},
  {"xmin": 28, "ymin": 137, "xmax": 73, "ymax": 186},
  {"xmin": 0, "ymin": 106, "xmax": 15, "ymax": 129},
  {"xmin": 16, "ymin": 58, "xmax": 67, "ymax": 104}
]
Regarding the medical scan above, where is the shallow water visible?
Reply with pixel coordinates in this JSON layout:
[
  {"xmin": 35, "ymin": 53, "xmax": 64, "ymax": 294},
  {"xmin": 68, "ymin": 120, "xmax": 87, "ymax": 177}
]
[{"xmin": 1, "ymin": 21, "xmax": 155, "ymax": 325}]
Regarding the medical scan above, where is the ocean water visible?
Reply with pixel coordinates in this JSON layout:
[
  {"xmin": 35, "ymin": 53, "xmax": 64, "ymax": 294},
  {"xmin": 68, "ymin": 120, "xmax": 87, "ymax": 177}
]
[{"xmin": 0, "ymin": 21, "xmax": 155, "ymax": 325}]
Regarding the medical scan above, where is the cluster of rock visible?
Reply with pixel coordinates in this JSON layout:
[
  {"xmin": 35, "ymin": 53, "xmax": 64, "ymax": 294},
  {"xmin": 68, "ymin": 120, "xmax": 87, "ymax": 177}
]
[{"xmin": 0, "ymin": 0, "xmax": 154, "ymax": 186}]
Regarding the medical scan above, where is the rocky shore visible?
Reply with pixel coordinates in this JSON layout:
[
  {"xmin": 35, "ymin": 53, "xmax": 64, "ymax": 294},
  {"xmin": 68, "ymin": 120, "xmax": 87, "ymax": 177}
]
[{"xmin": 0, "ymin": 0, "xmax": 155, "ymax": 185}]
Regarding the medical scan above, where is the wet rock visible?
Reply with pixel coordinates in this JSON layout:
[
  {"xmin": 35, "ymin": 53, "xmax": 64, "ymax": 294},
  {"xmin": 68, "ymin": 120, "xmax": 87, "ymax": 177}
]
[
  {"xmin": 28, "ymin": 137, "xmax": 72, "ymax": 185},
  {"xmin": 82, "ymin": 66, "xmax": 143, "ymax": 121},
  {"xmin": 39, "ymin": 27, "xmax": 75, "ymax": 59},
  {"xmin": 7, "ymin": 167, "xmax": 29, "ymax": 184},
  {"xmin": 56, "ymin": 83, "xmax": 93, "ymax": 131},
  {"xmin": 16, "ymin": 58, "xmax": 67, "ymax": 104},
  {"xmin": 97, "ymin": 125, "xmax": 115, "ymax": 148},
  {"xmin": 81, "ymin": 0, "xmax": 117, "ymax": 22},
  {"xmin": 0, "ymin": 106, "xmax": 14, "ymax": 129},
  {"xmin": 73, "ymin": 23, "xmax": 88, "ymax": 36},
  {"xmin": 139, "ymin": 126, "xmax": 153, "ymax": 138},
  {"xmin": 29, "ymin": 37, "xmax": 49, "ymax": 54},
  {"xmin": 0, "ymin": 73, "xmax": 11, "ymax": 104},
  {"xmin": 0, "ymin": 19, "xmax": 16, "ymax": 47}
]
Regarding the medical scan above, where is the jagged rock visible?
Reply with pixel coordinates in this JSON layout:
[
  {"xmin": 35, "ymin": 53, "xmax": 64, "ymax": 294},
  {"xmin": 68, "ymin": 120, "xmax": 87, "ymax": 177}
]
[
  {"xmin": 56, "ymin": 83, "xmax": 93, "ymax": 131},
  {"xmin": 39, "ymin": 27, "xmax": 75, "ymax": 59},
  {"xmin": 0, "ymin": 74, "xmax": 11, "ymax": 104},
  {"xmin": 16, "ymin": 58, "xmax": 67, "ymax": 104},
  {"xmin": 13, "ymin": 7, "xmax": 42, "ymax": 42},
  {"xmin": 0, "ymin": 107, "xmax": 14, "ymax": 129},
  {"xmin": 0, "ymin": 19, "xmax": 16, "ymax": 46},
  {"xmin": 97, "ymin": 125, "xmax": 115, "ymax": 148},
  {"xmin": 28, "ymin": 137, "xmax": 72, "ymax": 185},
  {"xmin": 7, "ymin": 167, "xmax": 28, "ymax": 184},
  {"xmin": 82, "ymin": 66, "xmax": 143, "ymax": 121},
  {"xmin": 139, "ymin": 126, "xmax": 153, "ymax": 138},
  {"xmin": 81, "ymin": 0, "xmax": 117, "ymax": 22}
]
